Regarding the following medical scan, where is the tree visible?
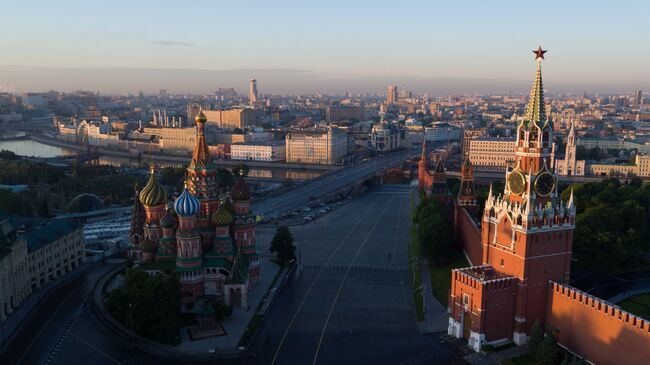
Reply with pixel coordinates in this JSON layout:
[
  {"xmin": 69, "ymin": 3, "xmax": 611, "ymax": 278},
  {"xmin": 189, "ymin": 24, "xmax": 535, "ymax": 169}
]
[
  {"xmin": 575, "ymin": 145, "xmax": 587, "ymax": 160},
  {"xmin": 413, "ymin": 197, "xmax": 453, "ymax": 263},
  {"xmin": 232, "ymin": 163, "xmax": 250, "ymax": 178},
  {"xmin": 528, "ymin": 320, "xmax": 544, "ymax": 358},
  {"xmin": 106, "ymin": 268, "xmax": 182, "ymax": 345},
  {"xmin": 270, "ymin": 225, "xmax": 296, "ymax": 266},
  {"xmin": 37, "ymin": 196, "xmax": 51, "ymax": 218},
  {"xmin": 537, "ymin": 330, "xmax": 561, "ymax": 365},
  {"xmin": 216, "ymin": 168, "xmax": 235, "ymax": 191}
]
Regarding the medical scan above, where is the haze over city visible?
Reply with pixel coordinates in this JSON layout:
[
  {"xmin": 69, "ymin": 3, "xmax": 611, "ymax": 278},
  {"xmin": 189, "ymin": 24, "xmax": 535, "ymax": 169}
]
[
  {"xmin": 2, "ymin": 0, "xmax": 649, "ymax": 94},
  {"xmin": 2, "ymin": 1, "xmax": 650, "ymax": 365}
]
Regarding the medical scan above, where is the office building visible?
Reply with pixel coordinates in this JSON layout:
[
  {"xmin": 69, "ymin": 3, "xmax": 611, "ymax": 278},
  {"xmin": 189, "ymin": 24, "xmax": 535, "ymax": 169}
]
[
  {"xmin": 325, "ymin": 105, "xmax": 366, "ymax": 122},
  {"xmin": 468, "ymin": 137, "xmax": 516, "ymax": 171},
  {"xmin": 285, "ymin": 127, "xmax": 348, "ymax": 165},
  {"xmin": 203, "ymin": 108, "xmax": 257, "ymax": 129},
  {"xmin": 230, "ymin": 142, "xmax": 286, "ymax": 161},
  {"xmin": 386, "ymin": 85, "xmax": 398, "ymax": 105}
]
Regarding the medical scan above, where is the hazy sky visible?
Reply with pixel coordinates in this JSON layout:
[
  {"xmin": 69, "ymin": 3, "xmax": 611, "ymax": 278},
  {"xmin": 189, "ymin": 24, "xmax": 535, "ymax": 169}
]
[{"xmin": 1, "ymin": 0, "xmax": 649, "ymax": 94}]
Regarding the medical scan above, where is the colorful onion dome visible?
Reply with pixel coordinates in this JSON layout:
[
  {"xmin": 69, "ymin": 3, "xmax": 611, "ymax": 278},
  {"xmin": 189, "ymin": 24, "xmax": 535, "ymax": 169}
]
[
  {"xmin": 160, "ymin": 206, "xmax": 176, "ymax": 228},
  {"xmin": 211, "ymin": 205, "xmax": 233, "ymax": 226},
  {"xmin": 195, "ymin": 108, "xmax": 207, "ymax": 123},
  {"xmin": 174, "ymin": 185, "xmax": 200, "ymax": 217},
  {"xmin": 221, "ymin": 197, "xmax": 235, "ymax": 214},
  {"xmin": 139, "ymin": 166, "xmax": 168, "ymax": 207},
  {"xmin": 231, "ymin": 178, "xmax": 251, "ymax": 201}
]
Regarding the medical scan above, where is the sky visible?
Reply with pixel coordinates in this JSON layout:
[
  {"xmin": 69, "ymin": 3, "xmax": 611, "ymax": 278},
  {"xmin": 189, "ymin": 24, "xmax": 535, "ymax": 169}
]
[{"xmin": 1, "ymin": 0, "xmax": 649, "ymax": 94}]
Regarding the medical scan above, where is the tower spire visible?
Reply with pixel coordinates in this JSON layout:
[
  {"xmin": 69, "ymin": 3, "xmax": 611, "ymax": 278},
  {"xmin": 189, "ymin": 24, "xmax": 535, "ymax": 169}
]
[
  {"xmin": 523, "ymin": 54, "xmax": 547, "ymax": 129},
  {"xmin": 190, "ymin": 108, "xmax": 211, "ymax": 169}
]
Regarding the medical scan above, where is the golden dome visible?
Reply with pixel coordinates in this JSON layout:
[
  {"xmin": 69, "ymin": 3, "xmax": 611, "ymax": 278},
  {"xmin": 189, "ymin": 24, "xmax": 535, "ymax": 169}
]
[{"xmin": 195, "ymin": 108, "xmax": 207, "ymax": 123}]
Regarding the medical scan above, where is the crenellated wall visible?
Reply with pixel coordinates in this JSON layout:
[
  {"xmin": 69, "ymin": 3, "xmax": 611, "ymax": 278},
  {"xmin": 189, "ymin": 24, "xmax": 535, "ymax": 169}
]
[
  {"xmin": 547, "ymin": 282, "xmax": 650, "ymax": 365},
  {"xmin": 455, "ymin": 207, "xmax": 482, "ymax": 265}
]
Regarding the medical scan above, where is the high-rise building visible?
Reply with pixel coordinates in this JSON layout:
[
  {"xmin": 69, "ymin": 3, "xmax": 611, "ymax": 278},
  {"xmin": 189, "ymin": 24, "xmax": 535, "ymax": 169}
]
[
  {"xmin": 249, "ymin": 78, "xmax": 258, "ymax": 105},
  {"xmin": 634, "ymin": 90, "xmax": 643, "ymax": 106},
  {"xmin": 386, "ymin": 85, "xmax": 398, "ymax": 105}
]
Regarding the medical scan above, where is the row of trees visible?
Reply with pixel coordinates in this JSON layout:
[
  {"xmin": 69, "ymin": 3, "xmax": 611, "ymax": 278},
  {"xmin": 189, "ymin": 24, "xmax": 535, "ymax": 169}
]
[{"xmin": 413, "ymin": 192, "xmax": 454, "ymax": 264}]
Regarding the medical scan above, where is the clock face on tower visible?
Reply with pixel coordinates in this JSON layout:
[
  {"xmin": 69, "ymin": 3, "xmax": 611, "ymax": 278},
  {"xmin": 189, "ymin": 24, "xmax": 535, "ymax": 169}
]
[
  {"xmin": 508, "ymin": 171, "xmax": 526, "ymax": 195},
  {"xmin": 534, "ymin": 172, "xmax": 556, "ymax": 197}
]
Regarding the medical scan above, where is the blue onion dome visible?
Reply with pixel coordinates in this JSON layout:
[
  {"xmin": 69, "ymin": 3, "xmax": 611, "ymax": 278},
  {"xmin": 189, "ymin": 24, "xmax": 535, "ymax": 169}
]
[
  {"xmin": 160, "ymin": 206, "xmax": 176, "ymax": 228},
  {"xmin": 174, "ymin": 184, "xmax": 200, "ymax": 217},
  {"xmin": 139, "ymin": 166, "xmax": 168, "ymax": 207},
  {"xmin": 211, "ymin": 205, "xmax": 232, "ymax": 226},
  {"xmin": 231, "ymin": 178, "xmax": 251, "ymax": 201}
]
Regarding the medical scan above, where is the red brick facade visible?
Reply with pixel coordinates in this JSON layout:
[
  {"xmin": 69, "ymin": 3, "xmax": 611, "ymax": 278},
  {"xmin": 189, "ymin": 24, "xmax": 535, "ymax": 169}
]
[{"xmin": 447, "ymin": 53, "xmax": 650, "ymax": 363}]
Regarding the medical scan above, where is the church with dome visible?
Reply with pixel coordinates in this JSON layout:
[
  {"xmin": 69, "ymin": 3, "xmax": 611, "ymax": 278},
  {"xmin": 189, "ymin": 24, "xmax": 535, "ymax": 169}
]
[{"xmin": 128, "ymin": 110, "xmax": 260, "ymax": 308}]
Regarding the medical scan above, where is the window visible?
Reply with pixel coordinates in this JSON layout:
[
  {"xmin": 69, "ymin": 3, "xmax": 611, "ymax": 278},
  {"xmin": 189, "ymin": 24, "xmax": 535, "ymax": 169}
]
[
  {"xmin": 463, "ymin": 294, "xmax": 470, "ymax": 306},
  {"xmin": 500, "ymin": 259, "xmax": 505, "ymax": 267}
]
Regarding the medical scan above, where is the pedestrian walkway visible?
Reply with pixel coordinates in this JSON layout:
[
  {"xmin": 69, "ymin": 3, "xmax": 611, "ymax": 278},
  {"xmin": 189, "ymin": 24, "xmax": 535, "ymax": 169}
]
[{"xmin": 417, "ymin": 259, "xmax": 450, "ymax": 334}]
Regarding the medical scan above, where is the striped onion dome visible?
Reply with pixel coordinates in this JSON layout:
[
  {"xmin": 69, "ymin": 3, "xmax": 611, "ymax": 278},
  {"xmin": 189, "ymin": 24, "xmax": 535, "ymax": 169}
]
[
  {"xmin": 139, "ymin": 167, "xmax": 168, "ymax": 207},
  {"xmin": 174, "ymin": 186, "xmax": 200, "ymax": 217},
  {"xmin": 211, "ymin": 205, "xmax": 232, "ymax": 226},
  {"xmin": 231, "ymin": 178, "xmax": 251, "ymax": 201}
]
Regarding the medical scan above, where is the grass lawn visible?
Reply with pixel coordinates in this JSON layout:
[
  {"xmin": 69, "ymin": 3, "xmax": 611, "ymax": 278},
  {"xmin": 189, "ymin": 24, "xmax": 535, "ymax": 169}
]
[
  {"xmin": 413, "ymin": 289, "xmax": 425, "ymax": 321},
  {"xmin": 429, "ymin": 253, "xmax": 469, "ymax": 305},
  {"xmin": 617, "ymin": 293, "xmax": 650, "ymax": 320}
]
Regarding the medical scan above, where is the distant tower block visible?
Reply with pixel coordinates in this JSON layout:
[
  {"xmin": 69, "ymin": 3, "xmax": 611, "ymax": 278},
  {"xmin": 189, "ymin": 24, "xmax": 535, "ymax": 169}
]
[{"xmin": 249, "ymin": 78, "xmax": 258, "ymax": 105}]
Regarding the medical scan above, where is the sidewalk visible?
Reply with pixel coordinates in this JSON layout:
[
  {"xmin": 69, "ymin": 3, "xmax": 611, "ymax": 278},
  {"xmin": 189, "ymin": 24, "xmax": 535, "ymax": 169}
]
[{"xmin": 417, "ymin": 259, "xmax": 450, "ymax": 334}]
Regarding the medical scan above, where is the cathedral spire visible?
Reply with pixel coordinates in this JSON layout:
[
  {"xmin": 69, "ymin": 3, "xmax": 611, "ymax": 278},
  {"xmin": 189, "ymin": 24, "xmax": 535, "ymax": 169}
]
[
  {"xmin": 522, "ymin": 47, "xmax": 548, "ymax": 130},
  {"xmin": 190, "ymin": 108, "xmax": 211, "ymax": 169}
]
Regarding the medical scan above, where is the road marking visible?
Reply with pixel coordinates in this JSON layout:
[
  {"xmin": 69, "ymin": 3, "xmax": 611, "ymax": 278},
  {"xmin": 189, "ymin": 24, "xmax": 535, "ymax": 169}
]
[
  {"xmin": 311, "ymin": 196, "xmax": 396, "ymax": 365},
  {"xmin": 270, "ymin": 194, "xmax": 383, "ymax": 365},
  {"xmin": 15, "ymin": 281, "xmax": 86, "ymax": 365},
  {"xmin": 70, "ymin": 333, "xmax": 122, "ymax": 365}
]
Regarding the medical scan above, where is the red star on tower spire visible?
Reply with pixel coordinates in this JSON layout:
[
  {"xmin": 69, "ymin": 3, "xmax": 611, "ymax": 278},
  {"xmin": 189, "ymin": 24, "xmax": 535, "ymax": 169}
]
[{"xmin": 533, "ymin": 46, "xmax": 547, "ymax": 60}]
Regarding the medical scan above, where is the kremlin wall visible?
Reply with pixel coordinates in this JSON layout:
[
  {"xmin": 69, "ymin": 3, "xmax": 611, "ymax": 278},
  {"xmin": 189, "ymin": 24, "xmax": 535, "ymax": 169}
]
[{"xmin": 419, "ymin": 49, "xmax": 650, "ymax": 364}]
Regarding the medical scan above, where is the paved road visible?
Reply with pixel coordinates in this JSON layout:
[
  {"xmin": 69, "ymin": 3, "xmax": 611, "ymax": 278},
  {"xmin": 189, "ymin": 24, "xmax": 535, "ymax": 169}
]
[
  {"xmin": 2, "ymin": 263, "xmax": 120, "ymax": 365},
  {"xmin": 253, "ymin": 144, "xmax": 443, "ymax": 219},
  {"xmin": 251, "ymin": 186, "xmax": 467, "ymax": 364}
]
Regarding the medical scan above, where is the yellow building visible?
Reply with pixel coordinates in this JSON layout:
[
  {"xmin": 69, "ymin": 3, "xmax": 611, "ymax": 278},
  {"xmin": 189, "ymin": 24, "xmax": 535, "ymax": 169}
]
[
  {"xmin": 285, "ymin": 127, "xmax": 349, "ymax": 165},
  {"xmin": 468, "ymin": 137, "xmax": 516, "ymax": 172},
  {"xmin": 203, "ymin": 108, "xmax": 257, "ymax": 129}
]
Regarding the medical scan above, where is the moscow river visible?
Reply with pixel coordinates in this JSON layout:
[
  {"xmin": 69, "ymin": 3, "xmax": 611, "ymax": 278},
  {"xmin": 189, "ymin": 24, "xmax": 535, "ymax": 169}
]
[{"xmin": 0, "ymin": 132, "xmax": 324, "ymax": 180}]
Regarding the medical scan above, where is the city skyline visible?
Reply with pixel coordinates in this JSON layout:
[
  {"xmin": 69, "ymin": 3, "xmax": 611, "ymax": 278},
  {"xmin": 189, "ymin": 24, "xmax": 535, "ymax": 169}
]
[{"xmin": 2, "ymin": 0, "xmax": 650, "ymax": 93}]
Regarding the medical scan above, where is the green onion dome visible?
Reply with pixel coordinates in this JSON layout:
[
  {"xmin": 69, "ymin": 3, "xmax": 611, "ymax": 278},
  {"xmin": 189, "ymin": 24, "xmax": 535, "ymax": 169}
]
[
  {"xmin": 211, "ymin": 205, "xmax": 233, "ymax": 226},
  {"xmin": 221, "ymin": 197, "xmax": 235, "ymax": 215},
  {"xmin": 139, "ymin": 167, "xmax": 168, "ymax": 207}
]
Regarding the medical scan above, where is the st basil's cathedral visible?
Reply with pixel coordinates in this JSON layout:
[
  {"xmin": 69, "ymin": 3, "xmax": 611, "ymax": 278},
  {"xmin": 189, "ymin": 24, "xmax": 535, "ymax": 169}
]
[{"xmin": 129, "ymin": 110, "xmax": 260, "ymax": 308}]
